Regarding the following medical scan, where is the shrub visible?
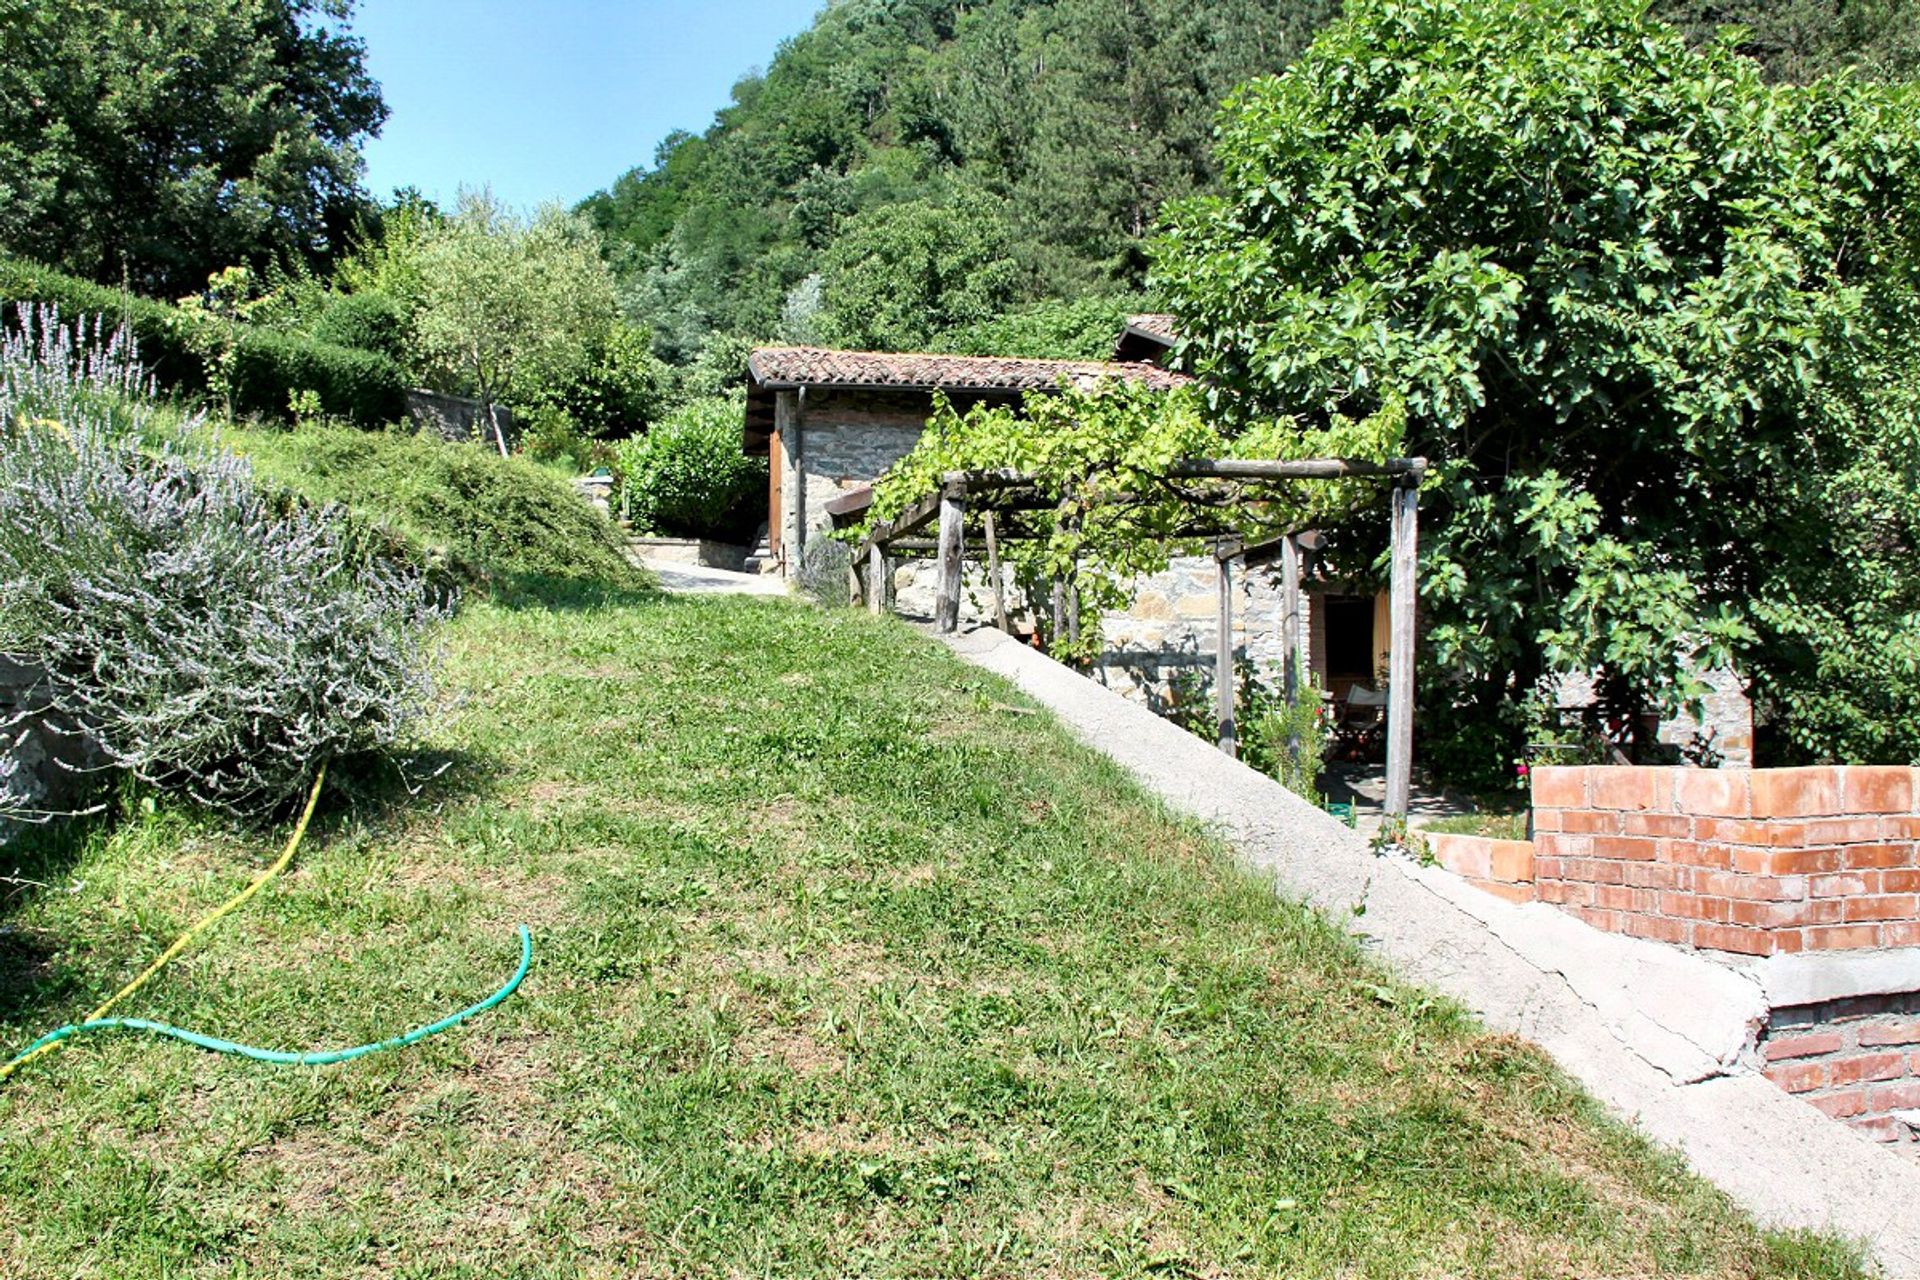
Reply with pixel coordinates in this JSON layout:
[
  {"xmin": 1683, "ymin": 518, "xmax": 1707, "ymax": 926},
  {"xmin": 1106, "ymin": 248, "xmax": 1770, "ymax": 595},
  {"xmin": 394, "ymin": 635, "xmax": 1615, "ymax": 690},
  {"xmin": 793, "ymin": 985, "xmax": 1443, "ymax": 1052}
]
[
  {"xmin": 1171, "ymin": 667, "xmax": 1330, "ymax": 802},
  {"xmin": 614, "ymin": 396, "xmax": 766, "ymax": 542},
  {"xmin": 228, "ymin": 422, "xmax": 649, "ymax": 589},
  {"xmin": 228, "ymin": 325, "xmax": 408, "ymax": 426},
  {"xmin": 0, "ymin": 254, "xmax": 409, "ymax": 428},
  {"xmin": 312, "ymin": 290, "xmax": 408, "ymax": 360},
  {"xmin": 0, "ymin": 254, "xmax": 198, "ymax": 386},
  {"xmin": 0, "ymin": 309, "xmax": 447, "ymax": 815}
]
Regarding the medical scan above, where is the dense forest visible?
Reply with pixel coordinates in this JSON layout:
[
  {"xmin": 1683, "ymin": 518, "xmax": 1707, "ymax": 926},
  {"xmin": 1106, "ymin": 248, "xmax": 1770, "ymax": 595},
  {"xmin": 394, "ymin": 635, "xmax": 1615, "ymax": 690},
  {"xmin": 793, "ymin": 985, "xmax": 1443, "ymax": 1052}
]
[{"xmin": 580, "ymin": 0, "xmax": 1920, "ymax": 362}]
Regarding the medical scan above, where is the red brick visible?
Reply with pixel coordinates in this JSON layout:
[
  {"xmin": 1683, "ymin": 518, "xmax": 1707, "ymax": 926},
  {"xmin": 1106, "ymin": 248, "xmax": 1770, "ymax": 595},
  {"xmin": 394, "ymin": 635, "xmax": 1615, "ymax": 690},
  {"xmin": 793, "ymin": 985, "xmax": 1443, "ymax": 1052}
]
[
  {"xmin": 1810, "ymin": 1089, "xmax": 1870, "ymax": 1120},
  {"xmin": 1530, "ymin": 767, "xmax": 1589, "ymax": 810},
  {"xmin": 1568, "ymin": 857, "xmax": 1626, "ymax": 885},
  {"xmin": 1805, "ymin": 924, "xmax": 1883, "ymax": 950},
  {"xmin": 1591, "ymin": 767, "xmax": 1664, "ymax": 812},
  {"xmin": 1799, "ymin": 897, "xmax": 1848, "ymax": 925},
  {"xmin": 1882, "ymin": 921, "xmax": 1920, "ymax": 948},
  {"xmin": 1624, "ymin": 812, "xmax": 1692, "ymax": 839},
  {"xmin": 1674, "ymin": 768, "xmax": 1752, "ymax": 817},
  {"xmin": 1427, "ymin": 833, "xmax": 1492, "ymax": 880},
  {"xmin": 1697, "ymin": 870, "xmax": 1805, "ymax": 902},
  {"xmin": 1729, "ymin": 899, "xmax": 1805, "ymax": 929},
  {"xmin": 1693, "ymin": 923, "xmax": 1776, "ymax": 955},
  {"xmin": 1848, "ymin": 1115, "xmax": 1910, "ymax": 1143},
  {"xmin": 1535, "ymin": 834, "xmax": 1594, "ymax": 861},
  {"xmin": 1488, "ymin": 839, "xmax": 1534, "ymax": 882},
  {"xmin": 1842, "ymin": 765, "xmax": 1916, "ymax": 814},
  {"xmin": 1844, "ymin": 894, "xmax": 1919, "ymax": 923},
  {"xmin": 1730, "ymin": 845, "xmax": 1775, "ymax": 874},
  {"xmin": 1468, "ymin": 878, "xmax": 1537, "ymax": 905},
  {"xmin": 1622, "ymin": 913, "xmax": 1690, "ymax": 945},
  {"xmin": 1810, "ymin": 872, "xmax": 1874, "ymax": 898},
  {"xmin": 1765, "ymin": 1059, "xmax": 1828, "ymax": 1092},
  {"xmin": 1766, "ymin": 846, "xmax": 1845, "ymax": 876},
  {"xmin": 1831, "ymin": 1052, "xmax": 1907, "ymax": 1086},
  {"xmin": 1622, "ymin": 861, "xmax": 1687, "ymax": 889},
  {"xmin": 1765, "ymin": 1032, "xmax": 1845, "ymax": 1061},
  {"xmin": 1594, "ymin": 884, "xmax": 1659, "ymax": 913},
  {"xmin": 1559, "ymin": 809, "xmax": 1624, "ymax": 836},
  {"xmin": 1844, "ymin": 844, "xmax": 1913, "ymax": 871},
  {"xmin": 1884, "ymin": 816, "xmax": 1920, "ymax": 841},
  {"xmin": 1869, "ymin": 1082, "xmax": 1920, "ymax": 1111},
  {"xmin": 1803, "ymin": 818, "xmax": 1895, "ymax": 845},
  {"xmin": 1752, "ymin": 767, "xmax": 1846, "ymax": 819},
  {"xmin": 1668, "ymin": 841, "xmax": 1734, "ymax": 870},
  {"xmin": 1881, "ymin": 868, "xmax": 1920, "ymax": 893},
  {"xmin": 1860, "ymin": 1022, "xmax": 1920, "ymax": 1048},
  {"xmin": 1662, "ymin": 893, "xmax": 1731, "ymax": 923},
  {"xmin": 1590, "ymin": 836, "xmax": 1658, "ymax": 862},
  {"xmin": 1695, "ymin": 817, "xmax": 1773, "ymax": 845},
  {"xmin": 1536, "ymin": 880, "xmax": 1574, "ymax": 905},
  {"xmin": 1530, "ymin": 809, "xmax": 1564, "ymax": 834}
]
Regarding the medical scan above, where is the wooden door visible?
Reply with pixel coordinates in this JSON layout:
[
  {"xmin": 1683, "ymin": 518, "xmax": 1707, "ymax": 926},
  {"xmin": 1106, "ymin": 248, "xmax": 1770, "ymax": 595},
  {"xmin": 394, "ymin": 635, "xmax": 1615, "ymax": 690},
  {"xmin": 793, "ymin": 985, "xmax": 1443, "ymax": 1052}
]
[{"xmin": 768, "ymin": 428, "xmax": 783, "ymax": 555}]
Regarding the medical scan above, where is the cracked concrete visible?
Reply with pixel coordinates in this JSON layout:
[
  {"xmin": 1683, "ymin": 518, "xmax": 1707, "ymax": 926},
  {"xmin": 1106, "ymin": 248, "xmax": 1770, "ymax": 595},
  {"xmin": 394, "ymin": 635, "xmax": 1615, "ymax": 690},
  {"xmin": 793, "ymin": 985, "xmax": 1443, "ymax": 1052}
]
[{"xmin": 942, "ymin": 623, "xmax": 1920, "ymax": 1274}]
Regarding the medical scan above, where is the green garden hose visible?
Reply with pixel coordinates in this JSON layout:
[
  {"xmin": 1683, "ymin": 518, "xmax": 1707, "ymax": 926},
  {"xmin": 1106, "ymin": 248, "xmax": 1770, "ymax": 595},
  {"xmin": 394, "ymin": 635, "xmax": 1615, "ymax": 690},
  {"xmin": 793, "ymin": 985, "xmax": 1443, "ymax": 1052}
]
[{"xmin": 2, "ymin": 925, "xmax": 531, "ymax": 1071}]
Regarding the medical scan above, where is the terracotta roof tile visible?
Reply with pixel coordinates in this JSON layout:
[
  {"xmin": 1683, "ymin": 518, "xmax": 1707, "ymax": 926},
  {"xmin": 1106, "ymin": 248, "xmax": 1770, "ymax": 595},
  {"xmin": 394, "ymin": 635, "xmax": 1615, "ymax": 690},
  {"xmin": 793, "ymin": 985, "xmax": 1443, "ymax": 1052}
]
[
  {"xmin": 747, "ymin": 345, "xmax": 1191, "ymax": 395},
  {"xmin": 1123, "ymin": 314, "xmax": 1179, "ymax": 343}
]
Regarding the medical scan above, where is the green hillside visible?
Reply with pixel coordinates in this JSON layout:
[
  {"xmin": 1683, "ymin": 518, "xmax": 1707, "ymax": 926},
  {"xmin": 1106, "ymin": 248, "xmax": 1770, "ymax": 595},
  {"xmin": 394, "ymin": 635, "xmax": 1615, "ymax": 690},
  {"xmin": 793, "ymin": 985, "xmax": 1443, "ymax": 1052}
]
[{"xmin": 582, "ymin": 0, "xmax": 1920, "ymax": 362}]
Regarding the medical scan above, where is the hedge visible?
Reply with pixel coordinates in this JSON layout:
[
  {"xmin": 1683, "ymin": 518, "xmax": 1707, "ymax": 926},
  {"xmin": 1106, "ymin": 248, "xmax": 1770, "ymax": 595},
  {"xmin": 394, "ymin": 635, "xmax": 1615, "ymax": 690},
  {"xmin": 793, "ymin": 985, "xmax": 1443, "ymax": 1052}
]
[
  {"xmin": 230, "ymin": 327, "xmax": 408, "ymax": 426},
  {"xmin": 0, "ymin": 255, "xmax": 409, "ymax": 428}
]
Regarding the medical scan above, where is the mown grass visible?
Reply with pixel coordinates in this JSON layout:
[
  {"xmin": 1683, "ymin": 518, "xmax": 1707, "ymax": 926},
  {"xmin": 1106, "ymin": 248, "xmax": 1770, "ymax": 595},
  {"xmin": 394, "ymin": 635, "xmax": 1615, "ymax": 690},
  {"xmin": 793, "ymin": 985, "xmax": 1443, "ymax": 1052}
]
[{"xmin": 0, "ymin": 589, "xmax": 1872, "ymax": 1278}]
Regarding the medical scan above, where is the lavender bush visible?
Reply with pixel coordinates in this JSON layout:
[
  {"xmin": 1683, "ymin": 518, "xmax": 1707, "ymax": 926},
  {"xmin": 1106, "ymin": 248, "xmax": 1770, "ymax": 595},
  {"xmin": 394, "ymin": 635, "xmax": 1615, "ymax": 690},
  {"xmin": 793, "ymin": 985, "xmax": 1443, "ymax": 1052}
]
[{"xmin": 0, "ymin": 306, "xmax": 447, "ymax": 815}]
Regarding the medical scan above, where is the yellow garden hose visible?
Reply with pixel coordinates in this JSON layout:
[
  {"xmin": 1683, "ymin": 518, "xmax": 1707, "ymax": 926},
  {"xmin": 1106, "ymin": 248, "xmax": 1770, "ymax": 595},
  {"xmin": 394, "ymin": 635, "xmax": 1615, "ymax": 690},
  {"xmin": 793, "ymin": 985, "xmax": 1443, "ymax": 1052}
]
[{"xmin": 0, "ymin": 764, "xmax": 328, "ymax": 1081}]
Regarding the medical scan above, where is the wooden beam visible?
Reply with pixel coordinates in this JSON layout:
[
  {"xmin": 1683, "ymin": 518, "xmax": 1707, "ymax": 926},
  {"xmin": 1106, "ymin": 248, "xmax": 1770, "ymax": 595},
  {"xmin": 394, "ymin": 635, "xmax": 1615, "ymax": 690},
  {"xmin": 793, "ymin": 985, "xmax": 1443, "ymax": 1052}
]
[
  {"xmin": 1216, "ymin": 545, "xmax": 1237, "ymax": 758},
  {"xmin": 935, "ymin": 486, "xmax": 965, "ymax": 634},
  {"xmin": 867, "ymin": 540, "xmax": 885, "ymax": 617},
  {"xmin": 983, "ymin": 511, "xmax": 1009, "ymax": 633},
  {"xmin": 1170, "ymin": 457, "xmax": 1427, "ymax": 482},
  {"xmin": 1384, "ymin": 479, "xmax": 1419, "ymax": 822}
]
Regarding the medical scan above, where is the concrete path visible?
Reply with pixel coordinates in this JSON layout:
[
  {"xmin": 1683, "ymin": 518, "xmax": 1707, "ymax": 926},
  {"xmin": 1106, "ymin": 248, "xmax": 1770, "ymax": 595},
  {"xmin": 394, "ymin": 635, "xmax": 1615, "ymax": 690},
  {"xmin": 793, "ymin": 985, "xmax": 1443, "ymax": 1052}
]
[
  {"xmin": 942, "ymin": 623, "xmax": 1920, "ymax": 1274},
  {"xmin": 640, "ymin": 559, "xmax": 788, "ymax": 596}
]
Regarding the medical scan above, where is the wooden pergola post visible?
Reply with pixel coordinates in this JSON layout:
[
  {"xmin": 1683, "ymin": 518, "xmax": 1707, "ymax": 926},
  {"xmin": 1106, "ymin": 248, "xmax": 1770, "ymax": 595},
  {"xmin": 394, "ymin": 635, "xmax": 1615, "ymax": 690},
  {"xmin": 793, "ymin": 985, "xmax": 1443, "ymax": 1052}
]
[
  {"xmin": 867, "ymin": 541, "xmax": 885, "ymax": 617},
  {"xmin": 983, "ymin": 511, "xmax": 1009, "ymax": 632},
  {"xmin": 935, "ymin": 483, "xmax": 966, "ymax": 634},
  {"xmin": 1280, "ymin": 534, "xmax": 1303, "ymax": 707},
  {"xmin": 1384, "ymin": 477, "xmax": 1420, "ymax": 822},
  {"xmin": 1216, "ymin": 541, "xmax": 1237, "ymax": 758}
]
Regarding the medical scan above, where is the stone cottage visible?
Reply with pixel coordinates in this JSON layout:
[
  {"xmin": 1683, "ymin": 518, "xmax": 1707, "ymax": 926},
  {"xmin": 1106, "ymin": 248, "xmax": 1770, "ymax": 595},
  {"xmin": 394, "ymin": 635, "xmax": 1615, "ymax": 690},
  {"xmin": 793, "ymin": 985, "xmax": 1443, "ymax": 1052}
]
[
  {"xmin": 739, "ymin": 327, "xmax": 1396, "ymax": 714},
  {"xmin": 739, "ymin": 320, "xmax": 1753, "ymax": 761}
]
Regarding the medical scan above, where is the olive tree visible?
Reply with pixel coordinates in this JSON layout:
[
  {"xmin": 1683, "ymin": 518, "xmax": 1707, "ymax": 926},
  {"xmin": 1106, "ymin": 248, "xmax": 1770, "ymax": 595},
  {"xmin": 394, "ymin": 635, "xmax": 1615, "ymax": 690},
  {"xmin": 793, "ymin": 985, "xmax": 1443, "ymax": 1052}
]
[
  {"xmin": 411, "ymin": 191, "xmax": 618, "ymax": 457},
  {"xmin": 1154, "ymin": 0, "xmax": 1920, "ymax": 772}
]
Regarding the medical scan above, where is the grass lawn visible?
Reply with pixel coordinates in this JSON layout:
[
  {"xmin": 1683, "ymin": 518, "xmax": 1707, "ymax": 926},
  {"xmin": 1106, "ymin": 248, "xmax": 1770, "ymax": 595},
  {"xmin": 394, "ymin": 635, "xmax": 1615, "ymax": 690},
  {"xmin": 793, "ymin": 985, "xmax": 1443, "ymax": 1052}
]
[{"xmin": 0, "ymin": 587, "xmax": 1869, "ymax": 1278}]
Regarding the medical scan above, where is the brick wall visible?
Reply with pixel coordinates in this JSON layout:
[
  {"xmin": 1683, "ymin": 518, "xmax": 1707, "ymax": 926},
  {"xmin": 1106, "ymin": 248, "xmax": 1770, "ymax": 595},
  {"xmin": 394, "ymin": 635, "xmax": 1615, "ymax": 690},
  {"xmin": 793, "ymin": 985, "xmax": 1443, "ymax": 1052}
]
[
  {"xmin": 1530, "ymin": 766, "xmax": 1920, "ymax": 956},
  {"xmin": 1763, "ymin": 992, "xmax": 1920, "ymax": 1149}
]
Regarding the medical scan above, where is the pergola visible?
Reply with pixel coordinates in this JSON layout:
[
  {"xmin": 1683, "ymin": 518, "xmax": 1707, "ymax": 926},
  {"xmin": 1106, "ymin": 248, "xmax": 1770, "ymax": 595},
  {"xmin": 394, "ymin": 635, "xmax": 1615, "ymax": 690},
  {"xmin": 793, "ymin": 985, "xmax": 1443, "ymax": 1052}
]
[{"xmin": 849, "ymin": 457, "xmax": 1429, "ymax": 822}]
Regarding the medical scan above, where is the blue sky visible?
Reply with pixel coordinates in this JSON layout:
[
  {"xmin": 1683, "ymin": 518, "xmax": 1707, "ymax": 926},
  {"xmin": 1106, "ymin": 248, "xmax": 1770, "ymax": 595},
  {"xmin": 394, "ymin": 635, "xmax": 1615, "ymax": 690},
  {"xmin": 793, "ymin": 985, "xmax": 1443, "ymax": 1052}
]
[{"xmin": 353, "ymin": 0, "xmax": 826, "ymax": 212}]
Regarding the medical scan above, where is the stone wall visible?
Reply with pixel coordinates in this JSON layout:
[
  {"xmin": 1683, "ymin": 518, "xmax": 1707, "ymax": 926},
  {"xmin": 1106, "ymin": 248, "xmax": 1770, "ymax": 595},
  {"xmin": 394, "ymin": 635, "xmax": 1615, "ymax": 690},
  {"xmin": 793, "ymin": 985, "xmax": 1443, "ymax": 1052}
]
[
  {"xmin": 1763, "ymin": 992, "xmax": 1920, "ymax": 1149},
  {"xmin": 405, "ymin": 388, "xmax": 518, "ymax": 448},
  {"xmin": 1527, "ymin": 765, "xmax": 1920, "ymax": 955},
  {"xmin": 882, "ymin": 544, "xmax": 1302, "ymax": 713},
  {"xmin": 777, "ymin": 389, "xmax": 962, "ymax": 560}
]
